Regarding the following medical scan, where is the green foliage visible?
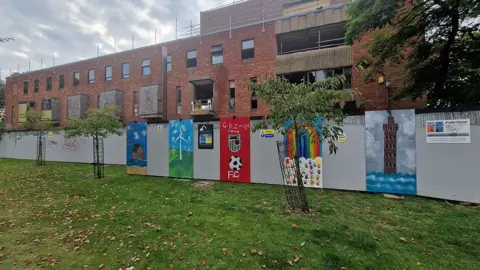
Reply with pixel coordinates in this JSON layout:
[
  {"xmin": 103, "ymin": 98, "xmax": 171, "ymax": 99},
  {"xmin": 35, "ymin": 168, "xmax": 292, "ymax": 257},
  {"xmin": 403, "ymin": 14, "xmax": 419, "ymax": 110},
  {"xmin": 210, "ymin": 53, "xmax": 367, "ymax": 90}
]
[
  {"xmin": 66, "ymin": 107, "xmax": 123, "ymax": 139},
  {"xmin": 346, "ymin": 0, "xmax": 480, "ymax": 107},
  {"xmin": 0, "ymin": 79, "xmax": 4, "ymax": 108},
  {"xmin": 0, "ymin": 37, "xmax": 14, "ymax": 42},
  {"xmin": 251, "ymin": 76, "xmax": 356, "ymax": 155},
  {"xmin": 23, "ymin": 110, "xmax": 54, "ymax": 135}
]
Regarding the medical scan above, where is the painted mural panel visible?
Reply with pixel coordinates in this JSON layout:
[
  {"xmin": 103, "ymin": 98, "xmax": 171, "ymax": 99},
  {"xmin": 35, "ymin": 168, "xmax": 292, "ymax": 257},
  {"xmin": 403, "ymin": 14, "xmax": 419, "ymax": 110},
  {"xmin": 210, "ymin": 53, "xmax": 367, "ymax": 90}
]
[
  {"xmin": 220, "ymin": 117, "xmax": 251, "ymax": 183},
  {"xmin": 169, "ymin": 120, "xmax": 194, "ymax": 178},
  {"xmin": 127, "ymin": 122, "xmax": 148, "ymax": 175},
  {"xmin": 283, "ymin": 120, "xmax": 323, "ymax": 188},
  {"xmin": 365, "ymin": 109, "xmax": 416, "ymax": 195}
]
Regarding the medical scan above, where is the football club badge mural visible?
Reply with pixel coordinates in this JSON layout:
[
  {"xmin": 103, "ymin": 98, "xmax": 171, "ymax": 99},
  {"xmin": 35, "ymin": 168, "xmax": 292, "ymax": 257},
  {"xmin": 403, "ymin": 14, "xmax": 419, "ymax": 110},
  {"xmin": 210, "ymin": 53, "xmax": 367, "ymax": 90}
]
[
  {"xmin": 220, "ymin": 117, "xmax": 251, "ymax": 183},
  {"xmin": 283, "ymin": 120, "xmax": 323, "ymax": 188},
  {"xmin": 126, "ymin": 122, "xmax": 148, "ymax": 175},
  {"xmin": 365, "ymin": 109, "xmax": 417, "ymax": 195},
  {"xmin": 169, "ymin": 120, "xmax": 194, "ymax": 178}
]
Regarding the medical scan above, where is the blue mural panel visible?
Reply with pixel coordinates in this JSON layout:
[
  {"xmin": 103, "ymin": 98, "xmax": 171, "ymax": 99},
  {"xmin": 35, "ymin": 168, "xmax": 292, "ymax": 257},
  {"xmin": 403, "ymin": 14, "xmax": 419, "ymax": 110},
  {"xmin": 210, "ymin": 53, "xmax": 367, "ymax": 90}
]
[
  {"xmin": 169, "ymin": 120, "xmax": 194, "ymax": 178},
  {"xmin": 127, "ymin": 122, "xmax": 147, "ymax": 175},
  {"xmin": 365, "ymin": 110, "xmax": 417, "ymax": 195}
]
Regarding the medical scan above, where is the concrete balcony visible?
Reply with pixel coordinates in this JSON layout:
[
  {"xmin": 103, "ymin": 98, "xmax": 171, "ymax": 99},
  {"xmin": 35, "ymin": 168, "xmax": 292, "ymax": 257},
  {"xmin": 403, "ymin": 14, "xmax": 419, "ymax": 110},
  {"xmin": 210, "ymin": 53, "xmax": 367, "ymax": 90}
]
[
  {"xmin": 276, "ymin": 45, "xmax": 352, "ymax": 75},
  {"xmin": 190, "ymin": 99, "xmax": 215, "ymax": 116}
]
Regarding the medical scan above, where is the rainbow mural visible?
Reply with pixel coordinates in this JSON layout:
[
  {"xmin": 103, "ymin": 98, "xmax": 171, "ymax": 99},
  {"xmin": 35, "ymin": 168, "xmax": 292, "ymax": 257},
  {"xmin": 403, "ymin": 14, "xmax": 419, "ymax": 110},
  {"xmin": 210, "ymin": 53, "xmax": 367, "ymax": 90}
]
[{"xmin": 283, "ymin": 120, "xmax": 323, "ymax": 188}]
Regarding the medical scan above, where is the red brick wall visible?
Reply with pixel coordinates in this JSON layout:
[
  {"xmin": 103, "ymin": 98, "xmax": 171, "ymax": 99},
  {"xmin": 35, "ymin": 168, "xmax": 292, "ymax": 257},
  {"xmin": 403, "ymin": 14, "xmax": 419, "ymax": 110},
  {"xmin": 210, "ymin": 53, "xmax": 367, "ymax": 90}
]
[
  {"xmin": 352, "ymin": 35, "xmax": 425, "ymax": 110},
  {"xmin": 5, "ymin": 46, "xmax": 163, "ymax": 129},
  {"xmin": 166, "ymin": 22, "xmax": 277, "ymax": 120}
]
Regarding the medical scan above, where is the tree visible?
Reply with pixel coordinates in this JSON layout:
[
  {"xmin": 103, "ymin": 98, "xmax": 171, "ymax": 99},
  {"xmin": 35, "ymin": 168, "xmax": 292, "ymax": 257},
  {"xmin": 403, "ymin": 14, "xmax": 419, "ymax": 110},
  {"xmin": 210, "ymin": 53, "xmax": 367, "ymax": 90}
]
[
  {"xmin": 66, "ymin": 107, "xmax": 123, "ymax": 178},
  {"xmin": 0, "ymin": 79, "xmax": 4, "ymax": 109},
  {"xmin": 346, "ymin": 0, "xmax": 480, "ymax": 107},
  {"xmin": 23, "ymin": 110, "xmax": 54, "ymax": 165},
  {"xmin": 0, "ymin": 37, "xmax": 13, "ymax": 43},
  {"xmin": 251, "ymin": 76, "xmax": 356, "ymax": 212}
]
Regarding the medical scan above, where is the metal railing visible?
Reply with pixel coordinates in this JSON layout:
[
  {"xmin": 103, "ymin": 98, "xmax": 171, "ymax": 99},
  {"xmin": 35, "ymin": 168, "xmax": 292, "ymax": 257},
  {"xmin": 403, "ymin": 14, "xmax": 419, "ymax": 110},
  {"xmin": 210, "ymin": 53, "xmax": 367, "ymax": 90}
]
[
  {"xmin": 278, "ymin": 37, "xmax": 346, "ymax": 55},
  {"xmin": 191, "ymin": 99, "xmax": 214, "ymax": 112}
]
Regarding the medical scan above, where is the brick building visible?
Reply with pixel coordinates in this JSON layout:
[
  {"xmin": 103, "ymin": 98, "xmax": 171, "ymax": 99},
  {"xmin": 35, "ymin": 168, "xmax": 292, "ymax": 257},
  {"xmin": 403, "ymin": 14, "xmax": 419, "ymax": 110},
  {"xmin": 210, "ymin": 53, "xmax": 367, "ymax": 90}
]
[{"xmin": 3, "ymin": 0, "xmax": 421, "ymax": 130}]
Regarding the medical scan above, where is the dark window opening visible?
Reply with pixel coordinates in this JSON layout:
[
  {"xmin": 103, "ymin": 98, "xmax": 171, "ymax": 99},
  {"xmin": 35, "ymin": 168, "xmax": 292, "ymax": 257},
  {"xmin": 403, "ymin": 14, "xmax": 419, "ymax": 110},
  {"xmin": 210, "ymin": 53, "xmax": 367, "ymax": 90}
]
[
  {"xmin": 193, "ymin": 82, "xmax": 214, "ymax": 111},
  {"xmin": 42, "ymin": 99, "xmax": 52, "ymax": 110},
  {"xmin": 46, "ymin": 77, "xmax": 52, "ymax": 91},
  {"xmin": 59, "ymin": 74, "xmax": 65, "ymax": 89},
  {"xmin": 229, "ymin": 80, "xmax": 235, "ymax": 111},
  {"xmin": 176, "ymin": 86, "xmax": 182, "ymax": 114},
  {"xmin": 282, "ymin": 67, "xmax": 352, "ymax": 90},
  {"xmin": 277, "ymin": 22, "xmax": 346, "ymax": 55},
  {"xmin": 186, "ymin": 50, "xmax": 197, "ymax": 68},
  {"xmin": 250, "ymin": 77, "xmax": 258, "ymax": 109},
  {"xmin": 28, "ymin": 101, "xmax": 36, "ymax": 110},
  {"xmin": 88, "ymin": 69, "xmax": 95, "ymax": 84},
  {"xmin": 34, "ymin": 79, "xmax": 39, "ymax": 92},
  {"xmin": 122, "ymin": 62, "xmax": 130, "ymax": 79},
  {"xmin": 166, "ymin": 55, "xmax": 172, "ymax": 72},
  {"xmin": 142, "ymin": 59, "xmax": 151, "ymax": 76},
  {"xmin": 211, "ymin": 45, "xmax": 224, "ymax": 64},
  {"xmin": 105, "ymin": 65, "xmax": 112, "ymax": 81},
  {"xmin": 23, "ymin": 81, "xmax": 28, "ymax": 95},
  {"xmin": 242, "ymin": 39, "xmax": 254, "ymax": 59},
  {"xmin": 73, "ymin": 72, "xmax": 80, "ymax": 86}
]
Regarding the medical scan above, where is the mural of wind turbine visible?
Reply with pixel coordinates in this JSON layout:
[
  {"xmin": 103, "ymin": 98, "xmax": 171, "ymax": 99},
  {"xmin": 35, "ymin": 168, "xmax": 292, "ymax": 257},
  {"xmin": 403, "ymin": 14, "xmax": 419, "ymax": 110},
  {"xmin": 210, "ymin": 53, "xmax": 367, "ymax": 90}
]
[{"xmin": 173, "ymin": 125, "xmax": 188, "ymax": 160}]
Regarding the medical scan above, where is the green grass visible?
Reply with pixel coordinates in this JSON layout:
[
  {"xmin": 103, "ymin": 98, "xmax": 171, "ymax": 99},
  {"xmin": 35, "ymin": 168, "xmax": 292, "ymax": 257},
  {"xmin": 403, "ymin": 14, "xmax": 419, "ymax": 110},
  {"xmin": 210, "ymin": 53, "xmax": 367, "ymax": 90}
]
[{"xmin": 0, "ymin": 159, "xmax": 479, "ymax": 269}]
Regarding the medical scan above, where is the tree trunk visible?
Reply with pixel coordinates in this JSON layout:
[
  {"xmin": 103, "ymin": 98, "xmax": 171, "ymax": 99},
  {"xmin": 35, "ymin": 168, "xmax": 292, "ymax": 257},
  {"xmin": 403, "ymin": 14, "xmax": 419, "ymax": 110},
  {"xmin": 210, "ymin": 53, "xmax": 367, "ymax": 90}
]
[{"xmin": 95, "ymin": 136, "xmax": 101, "ymax": 179}]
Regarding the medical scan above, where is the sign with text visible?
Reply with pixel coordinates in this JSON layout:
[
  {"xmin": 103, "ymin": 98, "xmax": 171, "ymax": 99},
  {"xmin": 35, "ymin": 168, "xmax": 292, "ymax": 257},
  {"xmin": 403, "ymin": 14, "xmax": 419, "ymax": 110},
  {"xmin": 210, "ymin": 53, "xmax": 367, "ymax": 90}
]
[
  {"xmin": 260, "ymin": 129, "xmax": 275, "ymax": 138},
  {"xmin": 426, "ymin": 119, "xmax": 471, "ymax": 144},
  {"xmin": 198, "ymin": 124, "xmax": 214, "ymax": 149},
  {"xmin": 220, "ymin": 117, "xmax": 251, "ymax": 183}
]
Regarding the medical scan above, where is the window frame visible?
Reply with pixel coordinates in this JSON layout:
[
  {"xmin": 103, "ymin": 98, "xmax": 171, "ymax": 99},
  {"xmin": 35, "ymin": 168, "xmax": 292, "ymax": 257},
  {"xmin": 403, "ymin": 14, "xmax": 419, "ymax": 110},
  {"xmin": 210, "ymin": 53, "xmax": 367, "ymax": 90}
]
[
  {"xmin": 186, "ymin": 50, "xmax": 197, "ymax": 68},
  {"xmin": 250, "ymin": 77, "xmax": 258, "ymax": 109},
  {"xmin": 229, "ymin": 80, "xmax": 235, "ymax": 111},
  {"xmin": 59, "ymin": 74, "xmax": 65, "ymax": 89},
  {"xmin": 105, "ymin": 65, "xmax": 112, "ymax": 81},
  {"xmin": 88, "ymin": 69, "xmax": 95, "ymax": 84},
  {"xmin": 141, "ymin": 58, "xmax": 151, "ymax": 76},
  {"xmin": 241, "ymin": 39, "xmax": 255, "ymax": 60},
  {"xmin": 46, "ymin": 77, "xmax": 52, "ymax": 91},
  {"xmin": 122, "ymin": 62, "xmax": 130, "ymax": 79},
  {"xmin": 166, "ymin": 55, "xmax": 172, "ymax": 72},
  {"xmin": 23, "ymin": 81, "xmax": 28, "ymax": 95},
  {"xmin": 211, "ymin": 45, "xmax": 224, "ymax": 64},
  {"xmin": 73, "ymin": 71, "xmax": 80, "ymax": 87},
  {"xmin": 176, "ymin": 86, "xmax": 182, "ymax": 114},
  {"xmin": 133, "ymin": 90, "xmax": 138, "ymax": 117},
  {"xmin": 34, "ymin": 79, "xmax": 39, "ymax": 93}
]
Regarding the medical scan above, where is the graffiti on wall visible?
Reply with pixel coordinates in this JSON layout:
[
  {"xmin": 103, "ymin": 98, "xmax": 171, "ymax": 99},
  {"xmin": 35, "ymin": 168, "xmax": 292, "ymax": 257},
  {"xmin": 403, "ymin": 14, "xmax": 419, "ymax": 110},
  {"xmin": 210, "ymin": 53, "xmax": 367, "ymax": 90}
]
[
  {"xmin": 127, "ymin": 122, "xmax": 148, "ymax": 175},
  {"xmin": 283, "ymin": 120, "xmax": 323, "ymax": 188},
  {"xmin": 47, "ymin": 137, "xmax": 84, "ymax": 151},
  {"xmin": 220, "ymin": 117, "xmax": 251, "ymax": 183},
  {"xmin": 365, "ymin": 109, "xmax": 416, "ymax": 195},
  {"xmin": 169, "ymin": 120, "xmax": 193, "ymax": 178}
]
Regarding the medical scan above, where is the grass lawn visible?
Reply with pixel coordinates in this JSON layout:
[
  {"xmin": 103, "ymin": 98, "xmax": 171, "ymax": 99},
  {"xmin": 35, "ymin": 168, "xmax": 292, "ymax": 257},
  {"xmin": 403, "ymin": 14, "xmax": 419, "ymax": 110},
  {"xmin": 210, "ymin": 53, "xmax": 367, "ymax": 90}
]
[{"xmin": 0, "ymin": 159, "xmax": 479, "ymax": 269}]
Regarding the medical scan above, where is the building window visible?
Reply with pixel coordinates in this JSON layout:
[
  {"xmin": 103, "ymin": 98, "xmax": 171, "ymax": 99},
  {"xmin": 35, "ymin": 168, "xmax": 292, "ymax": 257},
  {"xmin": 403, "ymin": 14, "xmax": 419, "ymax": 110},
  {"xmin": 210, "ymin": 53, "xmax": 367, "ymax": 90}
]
[
  {"xmin": 73, "ymin": 72, "xmax": 80, "ymax": 86},
  {"xmin": 250, "ymin": 77, "xmax": 258, "ymax": 109},
  {"xmin": 186, "ymin": 50, "xmax": 197, "ymax": 68},
  {"xmin": 176, "ymin": 86, "xmax": 182, "ymax": 114},
  {"xmin": 23, "ymin": 81, "xmax": 28, "ymax": 95},
  {"xmin": 59, "ymin": 74, "xmax": 65, "ymax": 89},
  {"xmin": 88, "ymin": 69, "xmax": 95, "ymax": 84},
  {"xmin": 105, "ymin": 65, "xmax": 112, "ymax": 81},
  {"xmin": 229, "ymin": 80, "xmax": 235, "ymax": 111},
  {"xmin": 166, "ymin": 55, "xmax": 172, "ymax": 72},
  {"xmin": 46, "ymin": 77, "xmax": 52, "ymax": 91},
  {"xmin": 133, "ymin": 91, "xmax": 138, "ymax": 117},
  {"xmin": 242, "ymin": 39, "xmax": 255, "ymax": 60},
  {"xmin": 122, "ymin": 62, "xmax": 130, "ymax": 79},
  {"xmin": 42, "ymin": 99, "xmax": 52, "ymax": 110},
  {"xmin": 34, "ymin": 79, "xmax": 39, "ymax": 93},
  {"xmin": 142, "ymin": 59, "xmax": 151, "ymax": 76},
  {"xmin": 211, "ymin": 45, "xmax": 224, "ymax": 64}
]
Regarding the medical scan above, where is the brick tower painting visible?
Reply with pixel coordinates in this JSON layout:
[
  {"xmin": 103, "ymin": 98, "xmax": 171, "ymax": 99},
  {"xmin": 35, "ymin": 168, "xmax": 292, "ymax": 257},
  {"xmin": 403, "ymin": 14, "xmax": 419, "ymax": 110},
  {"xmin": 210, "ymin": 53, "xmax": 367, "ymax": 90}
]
[{"xmin": 383, "ymin": 114, "xmax": 398, "ymax": 174}]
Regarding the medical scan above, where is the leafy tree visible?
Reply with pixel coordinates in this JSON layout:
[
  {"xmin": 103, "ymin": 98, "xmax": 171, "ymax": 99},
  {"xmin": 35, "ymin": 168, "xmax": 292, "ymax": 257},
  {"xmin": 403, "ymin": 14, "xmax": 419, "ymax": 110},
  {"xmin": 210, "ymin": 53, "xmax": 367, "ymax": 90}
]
[
  {"xmin": 0, "ymin": 79, "xmax": 4, "ymax": 109},
  {"xmin": 0, "ymin": 37, "xmax": 13, "ymax": 43},
  {"xmin": 251, "ymin": 76, "xmax": 356, "ymax": 212},
  {"xmin": 346, "ymin": 0, "xmax": 480, "ymax": 107},
  {"xmin": 66, "ymin": 107, "xmax": 123, "ymax": 178},
  {"xmin": 23, "ymin": 110, "xmax": 54, "ymax": 165}
]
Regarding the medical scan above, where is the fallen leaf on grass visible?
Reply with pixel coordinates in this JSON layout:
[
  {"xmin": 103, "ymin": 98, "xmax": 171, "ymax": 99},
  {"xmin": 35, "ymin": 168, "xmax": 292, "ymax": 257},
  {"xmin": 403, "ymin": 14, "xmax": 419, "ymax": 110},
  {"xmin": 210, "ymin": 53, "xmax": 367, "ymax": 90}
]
[
  {"xmin": 188, "ymin": 212, "xmax": 193, "ymax": 216},
  {"xmin": 261, "ymin": 265, "xmax": 266, "ymax": 268},
  {"xmin": 98, "ymin": 264, "xmax": 104, "ymax": 269},
  {"xmin": 417, "ymin": 262, "xmax": 423, "ymax": 266},
  {"xmin": 250, "ymin": 249, "xmax": 257, "ymax": 254},
  {"xmin": 292, "ymin": 224, "xmax": 300, "ymax": 228},
  {"xmin": 258, "ymin": 250, "xmax": 263, "ymax": 256},
  {"xmin": 222, "ymin": 248, "xmax": 227, "ymax": 255},
  {"xmin": 272, "ymin": 260, "xmax": 278, "ymax": 265},
  {"xmin": 286, "ymin": 260, "xmax": 293, "ymax": 266},
  {"xmin": 400, "ymin": 237, "xmax": 408, "ymax": 243},
  {"xmin": 241, "ymin": 253, "xmax": 246, "ymax": 257},
  {"xmin": 294, "ymin": 255, "xmax": 302, "ymax": 262},
  {"xmin": 202, "ymin": 260, "xmax": 206, "ymax": 265}
]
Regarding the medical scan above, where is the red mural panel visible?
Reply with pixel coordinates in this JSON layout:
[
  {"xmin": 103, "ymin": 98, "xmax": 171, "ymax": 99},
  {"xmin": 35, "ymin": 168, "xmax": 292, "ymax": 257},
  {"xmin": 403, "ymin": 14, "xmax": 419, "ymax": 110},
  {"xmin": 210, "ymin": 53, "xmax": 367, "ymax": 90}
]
[{"xmin": 220, "ymin": 117, "xmax": 251, "ymax": 183}]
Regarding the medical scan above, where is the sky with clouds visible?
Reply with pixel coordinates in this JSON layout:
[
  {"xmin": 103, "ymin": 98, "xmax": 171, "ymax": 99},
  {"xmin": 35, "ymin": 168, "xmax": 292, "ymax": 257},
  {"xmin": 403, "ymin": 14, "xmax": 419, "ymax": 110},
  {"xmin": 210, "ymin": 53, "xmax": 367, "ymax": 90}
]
[{"xmin": 0, "ymin": 0, "xmax": 233, "ymax": 81}]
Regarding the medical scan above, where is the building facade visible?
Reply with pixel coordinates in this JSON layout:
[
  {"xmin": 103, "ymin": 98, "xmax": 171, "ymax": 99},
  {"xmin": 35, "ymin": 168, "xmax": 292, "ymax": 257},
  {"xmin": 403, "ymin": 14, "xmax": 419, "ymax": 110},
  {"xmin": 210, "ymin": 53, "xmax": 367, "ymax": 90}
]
[{"xmin": 3, "ymin": 0, "xmax": 421, "ymax": 130}]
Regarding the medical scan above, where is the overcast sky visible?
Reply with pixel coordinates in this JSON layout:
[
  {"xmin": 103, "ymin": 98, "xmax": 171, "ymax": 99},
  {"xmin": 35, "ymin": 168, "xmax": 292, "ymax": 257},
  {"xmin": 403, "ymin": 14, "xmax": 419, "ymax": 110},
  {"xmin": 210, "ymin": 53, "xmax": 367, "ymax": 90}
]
[{"xmin": 0, "ymin": 0, "xmax": 233, "ymax": 81}]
